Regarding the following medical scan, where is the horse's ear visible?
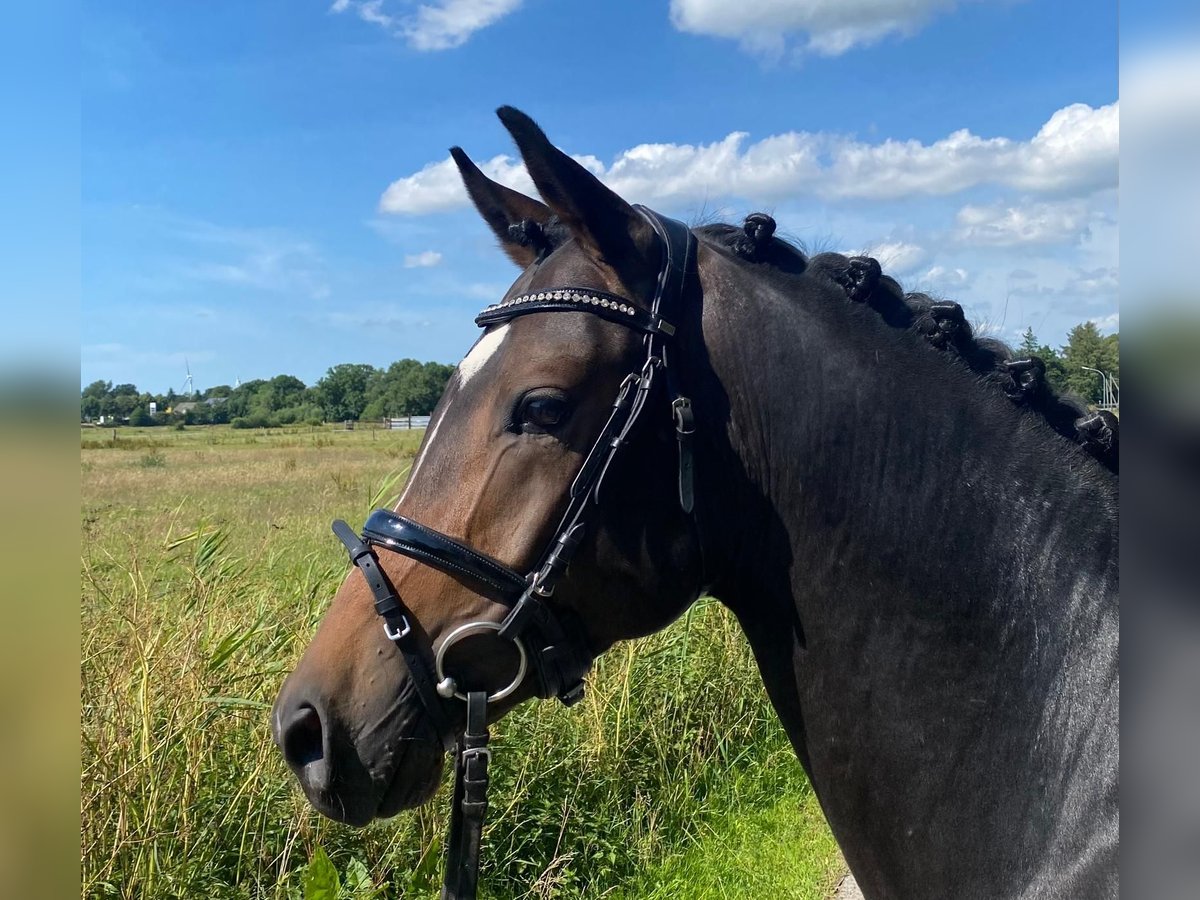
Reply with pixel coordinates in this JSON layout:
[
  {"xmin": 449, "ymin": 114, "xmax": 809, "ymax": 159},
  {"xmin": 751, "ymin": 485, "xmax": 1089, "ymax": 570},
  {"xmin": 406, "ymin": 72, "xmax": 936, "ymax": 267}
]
[
  {"xmin": 495, "ymin": 106, "xmax": 657, "ymax": 288},
  {"xmin": 450, "ymin": 146, "xmax": 553, "ymax": 268}
]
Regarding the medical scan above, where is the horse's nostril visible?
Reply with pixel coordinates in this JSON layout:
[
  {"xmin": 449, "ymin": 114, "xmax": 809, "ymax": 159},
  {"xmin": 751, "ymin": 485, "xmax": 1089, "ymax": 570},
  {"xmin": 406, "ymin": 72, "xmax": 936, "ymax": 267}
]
[{"xmin": 282, "ymin": 703, "xmax": 325, "ymax": 769}]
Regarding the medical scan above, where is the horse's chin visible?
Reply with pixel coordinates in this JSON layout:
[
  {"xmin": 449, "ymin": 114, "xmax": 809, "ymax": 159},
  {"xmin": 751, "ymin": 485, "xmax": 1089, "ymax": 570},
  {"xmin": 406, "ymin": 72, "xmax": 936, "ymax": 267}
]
[
  {"xmin": 297, "ymin": 737, "xmax": 445, "ymax": 827},
  {"xmin": 376, "ymin": 748, "xmax": 445, "ymax": 818}
]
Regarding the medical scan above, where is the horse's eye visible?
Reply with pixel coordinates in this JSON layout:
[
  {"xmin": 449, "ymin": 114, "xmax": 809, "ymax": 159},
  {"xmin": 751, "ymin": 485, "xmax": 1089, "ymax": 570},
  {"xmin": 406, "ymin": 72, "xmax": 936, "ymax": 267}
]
[{"xmin": 517, "ymin": 392, "xmax": 571, "ymax": 433}]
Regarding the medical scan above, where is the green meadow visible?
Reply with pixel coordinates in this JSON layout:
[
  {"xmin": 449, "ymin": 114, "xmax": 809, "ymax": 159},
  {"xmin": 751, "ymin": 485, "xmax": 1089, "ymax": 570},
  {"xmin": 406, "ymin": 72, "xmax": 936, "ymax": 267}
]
[{"xmin": 81, "ymin": 424, "xmax": 841, "ymax": 899}]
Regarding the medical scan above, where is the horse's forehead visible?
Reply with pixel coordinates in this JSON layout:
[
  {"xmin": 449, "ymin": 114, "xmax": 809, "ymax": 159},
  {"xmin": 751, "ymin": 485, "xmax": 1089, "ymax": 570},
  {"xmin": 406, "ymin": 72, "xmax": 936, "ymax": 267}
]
[{"xmin": 457, "ymin": 324, "xmax": 510, "ymax": 388}]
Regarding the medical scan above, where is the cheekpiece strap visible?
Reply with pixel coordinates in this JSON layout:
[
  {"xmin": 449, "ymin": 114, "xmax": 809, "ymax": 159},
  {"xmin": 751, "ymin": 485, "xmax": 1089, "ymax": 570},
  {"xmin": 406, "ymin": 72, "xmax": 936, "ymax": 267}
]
[
  {"xmin": 635, "ymin": 205, "xmax": 696, "ymax": 326},
  {"xmin": 331, "ymin": 519, "xmax": 457, "ymax": 752}
]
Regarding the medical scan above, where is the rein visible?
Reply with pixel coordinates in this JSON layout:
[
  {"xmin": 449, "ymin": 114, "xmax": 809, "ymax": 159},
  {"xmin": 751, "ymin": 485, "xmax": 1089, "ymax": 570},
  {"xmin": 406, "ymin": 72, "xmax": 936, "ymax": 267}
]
[{"xmin": 331, "ymin": 207, "xmax": 698, "ymax": 899}]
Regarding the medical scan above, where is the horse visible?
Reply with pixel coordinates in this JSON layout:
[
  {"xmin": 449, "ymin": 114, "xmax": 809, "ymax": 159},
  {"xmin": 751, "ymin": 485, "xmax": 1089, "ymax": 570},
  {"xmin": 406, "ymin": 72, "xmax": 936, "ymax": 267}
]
[{"xmin": 272, "ymin": 107, "xmax": 1119, "ymax": 899}]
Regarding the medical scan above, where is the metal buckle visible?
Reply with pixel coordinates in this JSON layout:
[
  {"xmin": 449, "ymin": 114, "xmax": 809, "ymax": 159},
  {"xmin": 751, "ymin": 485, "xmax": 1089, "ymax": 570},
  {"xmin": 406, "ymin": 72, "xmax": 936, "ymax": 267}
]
[
  {"xmin": 672, "ymin": 396, "xmax": 695, "ymax": 435},
  {"xmin": 459, "ymin": 746, "xmax": 492, "ymax": 765},
  {"xmin": 383, "ymin": 615, "xmax": 412, "ymax": 642}
]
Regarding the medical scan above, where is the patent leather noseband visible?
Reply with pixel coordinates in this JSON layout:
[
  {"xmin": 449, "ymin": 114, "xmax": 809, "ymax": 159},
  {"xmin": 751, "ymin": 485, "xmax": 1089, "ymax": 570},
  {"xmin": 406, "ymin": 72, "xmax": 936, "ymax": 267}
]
[{"xmin": 331, "ymin": 207, "xmax": 698, "ymax": 900}]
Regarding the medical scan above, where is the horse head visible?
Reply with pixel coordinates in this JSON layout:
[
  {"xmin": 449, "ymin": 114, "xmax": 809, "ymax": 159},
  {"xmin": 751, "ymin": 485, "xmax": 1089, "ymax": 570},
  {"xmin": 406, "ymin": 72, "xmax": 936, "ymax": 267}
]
[{"xmin": 271, "ymin": 107, "xmax": 705, "ymax": 825}]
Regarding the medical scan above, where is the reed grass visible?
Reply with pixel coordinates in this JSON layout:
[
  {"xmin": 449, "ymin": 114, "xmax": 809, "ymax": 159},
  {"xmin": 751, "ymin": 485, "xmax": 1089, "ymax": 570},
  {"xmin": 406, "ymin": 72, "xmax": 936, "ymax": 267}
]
[{"xmin": 81, "ymin": 427, "xmax": 840, "ymax": 899}]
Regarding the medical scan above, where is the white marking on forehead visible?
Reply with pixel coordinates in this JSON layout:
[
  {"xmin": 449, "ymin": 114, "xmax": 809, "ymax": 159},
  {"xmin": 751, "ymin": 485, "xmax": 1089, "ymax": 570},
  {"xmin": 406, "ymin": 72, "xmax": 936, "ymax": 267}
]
[
  {"xmin": 394, "ymin": 324, "xmax": 508, "ymax": 510},
  {"xmin": 457, "ymin": 324, "xmax": 509, "ymax": 387}
]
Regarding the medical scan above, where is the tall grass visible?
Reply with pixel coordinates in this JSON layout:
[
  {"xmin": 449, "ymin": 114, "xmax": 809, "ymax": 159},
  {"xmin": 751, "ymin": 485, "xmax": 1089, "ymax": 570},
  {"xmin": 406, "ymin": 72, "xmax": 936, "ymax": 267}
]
[{"xmin": 81, "ymin": 427, "xmax": 839, "ymax": 899}]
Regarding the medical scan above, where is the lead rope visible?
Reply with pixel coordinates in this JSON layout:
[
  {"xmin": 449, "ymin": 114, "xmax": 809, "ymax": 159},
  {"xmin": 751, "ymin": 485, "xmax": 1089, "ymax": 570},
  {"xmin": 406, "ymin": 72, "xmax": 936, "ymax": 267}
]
[{"xmin": 442, "ymin": 691, "xmax": 490, "ymax": 900}]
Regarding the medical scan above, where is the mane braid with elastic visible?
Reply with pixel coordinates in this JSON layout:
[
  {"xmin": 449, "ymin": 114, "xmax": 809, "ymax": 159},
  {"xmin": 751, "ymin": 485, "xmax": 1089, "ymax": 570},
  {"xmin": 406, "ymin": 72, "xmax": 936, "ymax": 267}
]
[{"xmin": 697, "ymin": 215, "xmax": 1118, "ymax": 475}]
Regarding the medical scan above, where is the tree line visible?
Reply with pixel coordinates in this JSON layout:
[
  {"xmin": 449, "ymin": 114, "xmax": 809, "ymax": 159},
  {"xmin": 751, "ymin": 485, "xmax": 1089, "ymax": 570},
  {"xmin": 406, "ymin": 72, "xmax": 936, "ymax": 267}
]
[
  {"xmin": 80, "ymin": 360, "xmax": 455, "ymax": 428},
  {"xmin": 1017, "ymin": 321, "xmax": 1119, "ymax": 405},
  {"xmin": 81, "ymin": 322, "xmax": 1118, "ymax": 427}
]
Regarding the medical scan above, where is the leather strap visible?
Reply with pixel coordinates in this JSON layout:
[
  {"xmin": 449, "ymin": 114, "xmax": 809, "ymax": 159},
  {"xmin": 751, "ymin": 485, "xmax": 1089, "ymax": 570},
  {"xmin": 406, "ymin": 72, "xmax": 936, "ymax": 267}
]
[
  {"xmin": 362, "ymin": 511, "xmax": 527, "ymax": 597},
  {"xmin": 331, "ymin": 520, "xmax": 457, "ymax": 752},
  {"xmin": 442, "ymin": 691, "xmax": 490, "ymax": 900}
]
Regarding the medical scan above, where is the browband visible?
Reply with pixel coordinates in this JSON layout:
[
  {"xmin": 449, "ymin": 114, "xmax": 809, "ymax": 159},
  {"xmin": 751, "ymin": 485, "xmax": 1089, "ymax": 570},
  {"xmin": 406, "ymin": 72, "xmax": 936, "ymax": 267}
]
[{"xmin": 475, "ymin": 287, "xmax": 675, "ymax": 336}]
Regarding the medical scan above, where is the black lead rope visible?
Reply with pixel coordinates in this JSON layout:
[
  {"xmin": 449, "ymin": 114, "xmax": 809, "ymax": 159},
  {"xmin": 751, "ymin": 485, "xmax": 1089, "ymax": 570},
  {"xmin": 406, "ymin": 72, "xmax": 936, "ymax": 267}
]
[{"xmin": 330, "ymin": 207, "xmax": 700, "ymax": 900}]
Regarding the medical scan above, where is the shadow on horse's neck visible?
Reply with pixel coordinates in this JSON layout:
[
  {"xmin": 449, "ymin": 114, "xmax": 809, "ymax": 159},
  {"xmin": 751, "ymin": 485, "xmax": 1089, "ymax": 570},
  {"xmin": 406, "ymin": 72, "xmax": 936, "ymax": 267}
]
[{"xmin": 684, "ymin": 248, "xmax": 1118, "ymax": 898}]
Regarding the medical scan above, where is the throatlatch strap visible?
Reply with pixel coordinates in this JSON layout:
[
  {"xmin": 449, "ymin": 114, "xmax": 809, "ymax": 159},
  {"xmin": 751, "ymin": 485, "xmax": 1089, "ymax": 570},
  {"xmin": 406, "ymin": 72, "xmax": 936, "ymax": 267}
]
[{"xmin": 442, "ymin": 691, "xmax": 490, "ymax": 900}]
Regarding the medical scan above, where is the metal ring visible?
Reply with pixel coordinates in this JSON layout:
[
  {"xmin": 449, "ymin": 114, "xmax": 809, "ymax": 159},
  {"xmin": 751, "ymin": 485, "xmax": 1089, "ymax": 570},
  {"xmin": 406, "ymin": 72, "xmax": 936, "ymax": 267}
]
[{"xmin": 434, "ymin": 621, "xmax": 528, "ymax": 703}]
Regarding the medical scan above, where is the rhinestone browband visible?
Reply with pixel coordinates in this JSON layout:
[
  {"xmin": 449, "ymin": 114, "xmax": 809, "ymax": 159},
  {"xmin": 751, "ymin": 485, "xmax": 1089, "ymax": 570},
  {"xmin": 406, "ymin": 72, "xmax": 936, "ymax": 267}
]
[
  {"xmin": 481, "ymin": 289, "xmax": 638, "ymax": 317},
  {"xmin": 474, "ymin": 286, "xmax": 674, "ymax": 336}
]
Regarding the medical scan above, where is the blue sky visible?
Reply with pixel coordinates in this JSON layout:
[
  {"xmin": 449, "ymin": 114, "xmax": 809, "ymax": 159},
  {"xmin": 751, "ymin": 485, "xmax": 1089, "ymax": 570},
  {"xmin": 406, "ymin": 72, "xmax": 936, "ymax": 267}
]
[{"xmin": 80, "ymin": 0, "xmax": 1122, "ymax": 393}]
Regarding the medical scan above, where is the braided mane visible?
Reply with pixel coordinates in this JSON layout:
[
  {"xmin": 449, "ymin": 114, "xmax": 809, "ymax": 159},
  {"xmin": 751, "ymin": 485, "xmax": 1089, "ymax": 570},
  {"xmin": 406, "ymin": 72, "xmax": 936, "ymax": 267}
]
[
  {"xmin": 697, "ymin": 216, "xmax": 1118, "ymax": 475},
  {"xmin": 507, "ymin": 211, "xmax": 1117, "ymax": 474}
]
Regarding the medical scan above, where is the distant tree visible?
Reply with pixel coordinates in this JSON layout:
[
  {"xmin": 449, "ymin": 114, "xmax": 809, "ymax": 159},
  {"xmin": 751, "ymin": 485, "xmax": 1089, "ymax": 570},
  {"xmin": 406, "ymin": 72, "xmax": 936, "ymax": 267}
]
[
  {"xmin": 128, "ymin": 405, "xmax": 153, "ymax": 427},
  {"xmin": 225, "ymin": 379, "xmax": 267, "ymax": 419},
  {"xmin": 1016, "ymin": 325, "xmax": 1072, "ymax": 395},
  {"xmin": 1061, "ymin": 322, "xmax": 1120, "ymax": 405},
  {"xmin": 81, "ymin": 380, "xmax": 110, "ymax": 420},
  {"xmin": 82, "ymin": 380, "xmax": 111, "ymax": 400},
  {"xmin": 257, "ymin": 374, "xmax": 307, "ymax": 414},
  {"xmin": 1019, "ymin": 327, "xmax": 1040, "ymax": 356},
  {"xmin": 317, "ymin": 364, "xmax": 378, "ymax": 421},
  {"xmin": 364, "ymin": 359, "xmax": 453, "ymax": 419}
]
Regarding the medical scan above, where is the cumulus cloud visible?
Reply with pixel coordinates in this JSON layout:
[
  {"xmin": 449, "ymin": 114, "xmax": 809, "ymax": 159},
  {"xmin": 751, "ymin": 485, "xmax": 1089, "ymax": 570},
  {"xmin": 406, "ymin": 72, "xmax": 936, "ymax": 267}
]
[
  {"xmin": 403, "ymin": 250, "xmax": 444, "ymax": 268},
  {"xmin": 851, "ymin": 240, "xmax": 929, "ymax": 273},
  {"xmin": 917, "ymin": 264, "xmax": 971, "ymax": 289},
  {"xmin": 381, "ymin": 153, "xmax": 536, "ymax": 214},
  {"xmin": 669, "ymin": 0, "xmax": 998, "ymax": 57},
  {"xmin": 331, "ymin": 0, "xmax": 522, "ymax": 51},
  {"xmin": 955, "ymin": 198, "xmax": 1094, "ymax": 247},
  {"xmin": 380, "ymin": 101, "xmax": 1118, "ymax": 214}
]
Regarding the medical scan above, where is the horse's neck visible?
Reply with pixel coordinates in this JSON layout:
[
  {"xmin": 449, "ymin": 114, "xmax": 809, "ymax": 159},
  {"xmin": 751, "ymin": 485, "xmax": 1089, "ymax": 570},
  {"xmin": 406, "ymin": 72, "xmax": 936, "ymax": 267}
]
[{"xmin": 692, "ymin": 266, "xmax": 1118, "ymax": 898}]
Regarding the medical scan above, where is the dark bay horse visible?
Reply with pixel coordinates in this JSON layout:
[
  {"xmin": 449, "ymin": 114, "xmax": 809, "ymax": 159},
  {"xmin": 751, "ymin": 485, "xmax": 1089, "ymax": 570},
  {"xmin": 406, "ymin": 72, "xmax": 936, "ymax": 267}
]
[{"xmin": 273, "ymin": 107, "xmax": 1118, "ymax": 899}]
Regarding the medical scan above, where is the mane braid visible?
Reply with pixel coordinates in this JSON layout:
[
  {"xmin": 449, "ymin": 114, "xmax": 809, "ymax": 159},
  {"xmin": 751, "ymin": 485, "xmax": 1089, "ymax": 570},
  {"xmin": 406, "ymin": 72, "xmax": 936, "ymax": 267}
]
[{"xmin": 698, "ymin": 216, "xmax": 1118, "ymax": 475}]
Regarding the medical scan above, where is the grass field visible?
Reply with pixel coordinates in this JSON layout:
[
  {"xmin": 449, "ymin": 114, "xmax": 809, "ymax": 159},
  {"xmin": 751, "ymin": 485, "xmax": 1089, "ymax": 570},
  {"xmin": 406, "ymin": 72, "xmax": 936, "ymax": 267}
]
[{"xmin": 81, "ymin": 424, "xmax": 841, "ymax": 899}]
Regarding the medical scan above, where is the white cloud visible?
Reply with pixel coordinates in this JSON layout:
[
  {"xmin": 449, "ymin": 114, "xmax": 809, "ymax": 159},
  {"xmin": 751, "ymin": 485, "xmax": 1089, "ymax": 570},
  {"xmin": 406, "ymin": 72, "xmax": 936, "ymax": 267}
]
[
  {"xmin": 857, "ymin": 240, "xmax": 928, "ymax": 273},
  {"xmin": 331, "ymin": 0, "xmax": 523, "ymax": 51},
  {"xmin": 403, "ymin": 250, "xmax": 444, "ymax": 268},
  {"xmin": 1069, "ymin": 266, "xmax": 1119, "ymax": 298},
  {"xmin": 380, "ymin": 153, "xmax": 535, "ymax": 214},
  {"xmin": 1090, "ymin": 311, "xmax": 1119, "ymax": 333},
  {"xmin": 669, "ymin": 0, "xmax": 999, "ymax": 57},
  {"xmin": 380, "ymin": 101, "xmax": 1118, "ymax": 214},
  {"xmin": 918, "ymin": 264, "xmax": 971, "ymax": 289},
  {"xmin": 954, "ymin": 198, "xmax": 1093, "ymax": 247}
]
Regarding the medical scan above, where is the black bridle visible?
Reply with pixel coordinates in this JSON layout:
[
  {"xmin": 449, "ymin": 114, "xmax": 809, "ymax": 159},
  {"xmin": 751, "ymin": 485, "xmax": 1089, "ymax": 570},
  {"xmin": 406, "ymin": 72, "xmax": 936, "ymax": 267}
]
[{"xmin": 331, "ymin": 207, "xmax": 698, "ymax": 900}]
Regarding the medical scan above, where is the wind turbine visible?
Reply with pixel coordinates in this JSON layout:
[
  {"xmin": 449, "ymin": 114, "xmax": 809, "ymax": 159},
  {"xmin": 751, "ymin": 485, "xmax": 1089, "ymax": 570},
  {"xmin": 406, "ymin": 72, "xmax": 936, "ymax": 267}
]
[{"xmin": 182, "ymin": 358, "xmax": 195, "ymax": 396}]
